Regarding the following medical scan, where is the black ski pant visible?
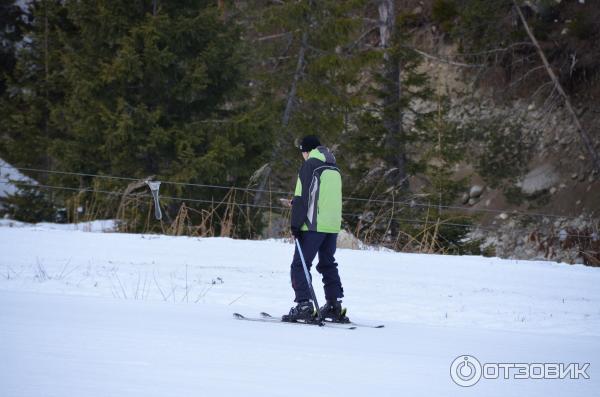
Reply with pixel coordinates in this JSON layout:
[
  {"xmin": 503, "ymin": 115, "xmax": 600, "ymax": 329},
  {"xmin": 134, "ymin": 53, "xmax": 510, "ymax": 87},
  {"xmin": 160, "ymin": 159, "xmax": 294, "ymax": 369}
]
[{"xmin": 291, "ymin": 231, "xmax": 344, "ymax": 303}]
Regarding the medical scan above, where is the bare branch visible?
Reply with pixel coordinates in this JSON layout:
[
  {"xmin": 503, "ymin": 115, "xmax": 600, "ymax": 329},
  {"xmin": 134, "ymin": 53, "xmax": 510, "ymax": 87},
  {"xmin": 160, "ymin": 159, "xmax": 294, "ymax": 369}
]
[
  {"xmin": 343, "ymin": 25, "xmax": 379, "ymax": 53},
  {"xmin": 529, "ymin": 81, "xmax": 553, "ymax": 100},
  {"xmin": 513, "ymin": 1, "xmax": 600, "ymax": 173},
  {"xmin": 256, "ymin": 31, "xmax": 294, "ymax": 42},
  {"xmin": 455, "ymin": 42, "xmax": 534, "ymax": 57},
  {"xmin": 509, "ymin": 65, "xmax": 547, "ymax": 87},
  {"xmin": 407, "ymin": 46, "xmax": 485, "ymax": 68}
]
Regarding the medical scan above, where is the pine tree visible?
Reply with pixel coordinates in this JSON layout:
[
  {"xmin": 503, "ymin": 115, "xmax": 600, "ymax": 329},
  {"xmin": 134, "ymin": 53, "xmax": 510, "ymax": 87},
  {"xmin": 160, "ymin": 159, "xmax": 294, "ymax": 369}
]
[
  {"xmin": 0, "ymin": 0, "xmax": 68, "ymax": 174},
  {"xmin": 341, "ymin": 5, "xmax": 434, "ymax": 197},
  {"xmin": 239, "ymin": 0, "xmax": 374, "ymax": 197},
  {"xmin": 54, "ymin": 1, "xmax": 257, "ymax": 183},
  {"xmin": 1, "ymin": 1, "xmax": 273, "ymax": 226},
  {"xmin": 0, "ymin": 0, "xmax": 25, "ymax": 96}
]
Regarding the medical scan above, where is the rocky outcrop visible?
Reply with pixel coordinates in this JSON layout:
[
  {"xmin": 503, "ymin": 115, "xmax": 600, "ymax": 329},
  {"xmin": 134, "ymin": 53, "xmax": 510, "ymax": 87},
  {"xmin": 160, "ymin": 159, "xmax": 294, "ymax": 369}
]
[
  {"xmin": 516, "ymin": 164, "xmax": 560, "ymax": 196},
  {"xmin": 473, "ymin": 214, "xmax": 599, "ymax": 266},
  {"xmin": 337, "ymin": 229, "xmax": 364, "ymax": 250}
]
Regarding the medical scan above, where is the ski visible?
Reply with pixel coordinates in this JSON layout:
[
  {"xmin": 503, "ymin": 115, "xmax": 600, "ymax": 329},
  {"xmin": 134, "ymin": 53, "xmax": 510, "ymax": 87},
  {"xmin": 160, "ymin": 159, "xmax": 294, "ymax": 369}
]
[
  {"xmin": 261, "ymin": 312, "xmax": 384, "ymax": 329},
  {"xmin": 233, "ymin": 313, "xmax": 356, "ymax": 330},
  {"xmin": 325, "ymin": 319, "xmax": 385, "ymax": 329}
]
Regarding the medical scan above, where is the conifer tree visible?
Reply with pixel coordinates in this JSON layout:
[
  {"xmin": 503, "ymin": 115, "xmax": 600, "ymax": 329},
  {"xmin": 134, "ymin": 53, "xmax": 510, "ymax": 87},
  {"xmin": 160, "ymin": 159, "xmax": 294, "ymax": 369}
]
[
  {"xmin": 54, "ymin": 0, "xmax": 260, "ymax": 186},
  {"xmin": 1, "ymin": 1, "xmax": 272, "ymax": 226},
  {"xmin": 0, "ymin": 0, "xmax": 68, "ymax": 174},
  {"xmin": 0, "ymin": 0, "xmax": 25, "ymax": 96},
  {"xmin": 240, "ymin": 0, "xmax": 373, "ymax": 197},
  {"xmin": 341, "ymin": 5, "xmax": 433, "ymax": 197}
]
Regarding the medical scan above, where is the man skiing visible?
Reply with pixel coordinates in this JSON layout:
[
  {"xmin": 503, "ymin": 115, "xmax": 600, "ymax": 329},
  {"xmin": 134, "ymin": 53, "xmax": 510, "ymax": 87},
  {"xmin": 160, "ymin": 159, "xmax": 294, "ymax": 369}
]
[{"xmin": 282, "ymin": 135, "xmax": 348, "ymax": 324}]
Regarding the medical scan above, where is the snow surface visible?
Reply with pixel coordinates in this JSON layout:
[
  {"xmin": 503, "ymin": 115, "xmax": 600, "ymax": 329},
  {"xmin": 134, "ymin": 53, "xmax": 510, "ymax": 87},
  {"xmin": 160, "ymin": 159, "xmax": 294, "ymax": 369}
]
[
  {"xmin": 1, "ymin": 222, "xmax": 599, "ymax": 396},
  {"xmin": 0, "ymin": 218, "xmax": 116, "ymax": 232}
]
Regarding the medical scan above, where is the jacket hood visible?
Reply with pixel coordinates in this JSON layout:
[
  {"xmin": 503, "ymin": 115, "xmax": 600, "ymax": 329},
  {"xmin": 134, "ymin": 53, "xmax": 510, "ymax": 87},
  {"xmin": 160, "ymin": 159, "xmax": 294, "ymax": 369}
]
[{"xmin": 308, "ymin": 146, "xmax": 337, "ymax": 165}]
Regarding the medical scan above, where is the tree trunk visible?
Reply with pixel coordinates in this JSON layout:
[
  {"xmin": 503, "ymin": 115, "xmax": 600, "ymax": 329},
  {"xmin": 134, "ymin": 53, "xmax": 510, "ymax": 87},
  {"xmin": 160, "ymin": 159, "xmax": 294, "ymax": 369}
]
[
  {"xmin": 281, "ymin": 31, "xmax": 307, "ymax": 130},
  {"xmin": 253, "ymin": 31, "xmax": 308, "ymax": 204},
  {"xmin": 43, "ymin": 0, "xmax": 51, "ymax": 176},
  {"xmin": 379, "ymin": 0, "xmax": 408, "ymax": 188}
]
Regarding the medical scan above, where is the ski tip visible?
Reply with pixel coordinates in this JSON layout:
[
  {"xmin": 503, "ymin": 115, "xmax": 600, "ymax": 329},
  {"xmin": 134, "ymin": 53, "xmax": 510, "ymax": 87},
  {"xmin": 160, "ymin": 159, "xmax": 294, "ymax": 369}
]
[
  {"xmin": 260, "ymin": 312, "xmax": 273, "ymax": 318},
  {"xmin": 233, "ymin": 313, "xmax": 245, "ymax": 319},
  {"xmin": 374, "ymin": 325, "xmax": 385, "ymax": 328}
]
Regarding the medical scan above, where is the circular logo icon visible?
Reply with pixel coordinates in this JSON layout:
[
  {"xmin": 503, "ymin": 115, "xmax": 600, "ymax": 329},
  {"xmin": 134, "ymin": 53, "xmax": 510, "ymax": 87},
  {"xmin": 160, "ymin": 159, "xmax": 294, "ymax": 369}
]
[{"xmin": 450, "ymin": 355, "xmax": 482, "ymax": 387}]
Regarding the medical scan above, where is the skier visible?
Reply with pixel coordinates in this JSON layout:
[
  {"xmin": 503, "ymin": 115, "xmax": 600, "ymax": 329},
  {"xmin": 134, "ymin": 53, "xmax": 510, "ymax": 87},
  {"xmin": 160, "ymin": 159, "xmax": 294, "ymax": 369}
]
[{"xmin": 282, "ymin": 135, "xmax": 348, "ymax": 323}]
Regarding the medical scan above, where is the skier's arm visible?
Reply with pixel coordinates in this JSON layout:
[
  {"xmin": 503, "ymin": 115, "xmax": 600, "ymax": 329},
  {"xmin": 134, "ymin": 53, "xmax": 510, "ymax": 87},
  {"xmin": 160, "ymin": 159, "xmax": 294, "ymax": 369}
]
[{"xmin": 290, "ymin": 162, "xmax": 312, "ymax": 231}]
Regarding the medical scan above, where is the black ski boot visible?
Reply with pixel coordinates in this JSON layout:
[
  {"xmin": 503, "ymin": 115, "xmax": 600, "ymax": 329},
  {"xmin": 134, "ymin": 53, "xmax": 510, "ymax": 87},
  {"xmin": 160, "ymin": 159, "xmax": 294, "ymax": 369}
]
[
  {"xmin": 319, "ymin": 300, "xmax": 350, "ymax": 323},
  {"xmin": 282, "ymin": 300, "xmax": 316, "ymax": 323}
]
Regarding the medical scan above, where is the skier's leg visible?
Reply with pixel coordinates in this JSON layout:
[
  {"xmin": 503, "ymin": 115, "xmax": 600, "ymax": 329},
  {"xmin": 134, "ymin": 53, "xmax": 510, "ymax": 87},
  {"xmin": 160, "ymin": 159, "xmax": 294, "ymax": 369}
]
[
  {"xmin": 290, "ymin": 231, "xmax": 326, "ymax": 303},
  {"xmin": 315, "ymin": 233, "xmax": 344, "ymax": 302}
]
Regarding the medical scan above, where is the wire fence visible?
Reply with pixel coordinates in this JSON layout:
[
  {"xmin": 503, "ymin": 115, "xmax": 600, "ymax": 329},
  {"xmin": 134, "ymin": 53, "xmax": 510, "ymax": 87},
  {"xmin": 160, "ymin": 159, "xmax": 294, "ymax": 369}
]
[
  {"xmin": 1, "ymin": 166, "xmax": 598, "ymax": 241},
  {"xmin": 2, "ymin": 164, "xmax": 595, "ymax": 222}
]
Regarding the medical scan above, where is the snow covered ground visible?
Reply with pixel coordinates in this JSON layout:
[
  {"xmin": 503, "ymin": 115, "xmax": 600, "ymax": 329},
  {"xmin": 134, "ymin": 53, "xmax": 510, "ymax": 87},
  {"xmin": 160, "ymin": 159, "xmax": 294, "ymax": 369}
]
[{"xmin": 1, "ymin": 222, "xmax": 599, "ymax": 396}]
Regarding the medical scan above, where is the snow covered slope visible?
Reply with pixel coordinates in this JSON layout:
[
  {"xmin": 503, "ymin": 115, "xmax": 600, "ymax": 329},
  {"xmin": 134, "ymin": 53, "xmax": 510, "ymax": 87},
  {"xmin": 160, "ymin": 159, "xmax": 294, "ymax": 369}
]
[{"xmin": 1, "ymin": 223, "xmax": 598, "ymax": 396}]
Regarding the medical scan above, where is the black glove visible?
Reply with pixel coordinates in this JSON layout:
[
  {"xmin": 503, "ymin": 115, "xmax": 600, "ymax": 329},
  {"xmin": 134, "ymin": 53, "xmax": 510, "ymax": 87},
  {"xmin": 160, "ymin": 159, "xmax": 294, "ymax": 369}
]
[{"xmin": 291, "ymin": 226, "xmax": 301, "ymax": 239}]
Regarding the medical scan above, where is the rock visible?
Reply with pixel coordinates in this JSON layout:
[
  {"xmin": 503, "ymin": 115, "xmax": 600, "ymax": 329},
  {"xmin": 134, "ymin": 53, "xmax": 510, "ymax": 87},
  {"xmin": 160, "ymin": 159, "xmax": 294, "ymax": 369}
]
[
  {"xmin": 516, "ymin": 164, "xmax": 560, "ymax": 196},
  {"xmin": 498, "ymin": 213, "xmax": 508, "ymax": 220},
  {"xmin": 461, "ymin": 192, "xmax": 469, "ymax": 205},
  {"xmin": 549, "ymin": 187, "xmax": 557, "ymax": 195},
  {"xmin": 337, "ymin": 230, "xmax": 362, "ymax": 250},
  {"xmin": 571, "ymin": 173, "xmax": 578, "ymax": 180},
  {"xmin": 559, "ymin": 229, "xmax": 568, "ymax": 241},
  {"xmin": 360, "ymin": 211, "xmax": 375, "ymax": 223},
  {"xmin": 468, "ymin": 198, "xmax": 478, "ymax": 206},
  {"xmin": 469, "ymin": 185, "xmax": 484, "ymax": 198}
]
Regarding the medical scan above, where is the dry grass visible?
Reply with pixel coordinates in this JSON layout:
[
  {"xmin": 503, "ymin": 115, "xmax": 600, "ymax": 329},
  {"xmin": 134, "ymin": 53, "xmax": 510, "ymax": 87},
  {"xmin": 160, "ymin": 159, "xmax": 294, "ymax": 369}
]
[{"xmin": 60, "ymin": 176, "xmax": 470, "ymax": 255}]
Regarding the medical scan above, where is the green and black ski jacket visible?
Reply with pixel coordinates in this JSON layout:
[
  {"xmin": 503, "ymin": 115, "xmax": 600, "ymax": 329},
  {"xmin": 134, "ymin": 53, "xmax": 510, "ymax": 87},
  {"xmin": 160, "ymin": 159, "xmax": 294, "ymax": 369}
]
[{"xmin": 291, "ymin": 146, "xmax": 342, "ymax": 234}]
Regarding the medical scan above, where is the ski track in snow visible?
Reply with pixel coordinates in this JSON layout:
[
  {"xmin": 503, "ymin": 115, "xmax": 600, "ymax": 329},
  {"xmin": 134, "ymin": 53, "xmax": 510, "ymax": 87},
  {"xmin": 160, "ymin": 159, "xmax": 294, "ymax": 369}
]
[{"xmin": 1, "ymin": 223, "xmax": 599, "ymax": 396}]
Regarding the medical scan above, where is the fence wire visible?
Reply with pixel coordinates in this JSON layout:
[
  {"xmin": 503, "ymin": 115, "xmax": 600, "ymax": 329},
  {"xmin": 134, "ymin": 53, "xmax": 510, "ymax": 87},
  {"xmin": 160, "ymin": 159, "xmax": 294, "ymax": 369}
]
[
  {"xmin": 0, "ymin": 178, "xmax": 597, "ymax": 240},
  {"xmin": 2, "ymin": 164, "xmax": 595, "ymax": 222}
]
